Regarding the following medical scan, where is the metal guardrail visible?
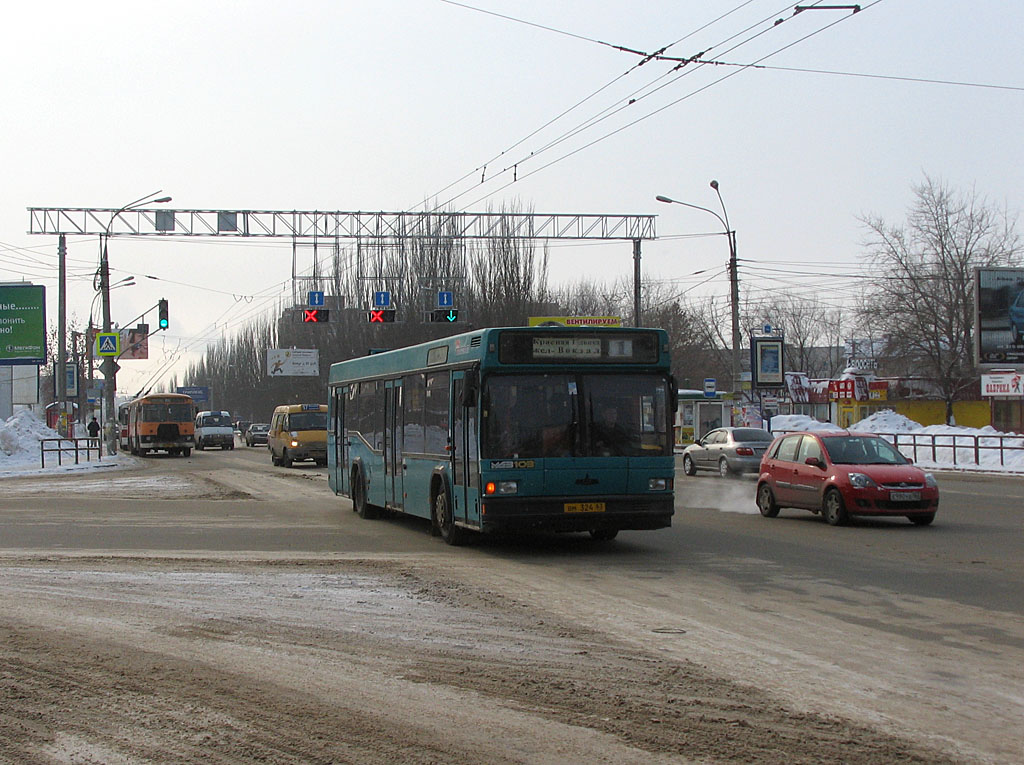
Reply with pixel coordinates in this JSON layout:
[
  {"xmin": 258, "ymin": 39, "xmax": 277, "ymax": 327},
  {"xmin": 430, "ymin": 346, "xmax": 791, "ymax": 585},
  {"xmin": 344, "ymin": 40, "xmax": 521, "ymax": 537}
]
[
  {"xmin": 40, "ymin": 438, "xmax": 103, "ymax": 468},
  {"xmin": 884, "ymin": 432, "xmax": 1024, "ymax": 469},
  {"xmin": 773, "ymin": 430, "xmax": 1024, "ymax": 470}
]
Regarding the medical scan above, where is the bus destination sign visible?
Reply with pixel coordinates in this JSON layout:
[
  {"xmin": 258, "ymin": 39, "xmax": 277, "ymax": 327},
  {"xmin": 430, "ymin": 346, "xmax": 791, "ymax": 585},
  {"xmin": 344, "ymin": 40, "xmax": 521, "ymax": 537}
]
[{"xmin": 532, "ymin": 336, "xmax": 602, "ymax": 359}]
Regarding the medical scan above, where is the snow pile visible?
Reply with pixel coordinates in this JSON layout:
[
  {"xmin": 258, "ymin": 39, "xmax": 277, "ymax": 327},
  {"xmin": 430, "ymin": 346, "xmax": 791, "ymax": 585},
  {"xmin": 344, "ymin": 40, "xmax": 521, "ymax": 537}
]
[
  {"xmin": 768, "ymin": 414, "xmax": 843, "ymax": 433},
  {"xmin": 0, "ymin": 409, "xmax": 64, "ymax": 460},
  {"xmin": 770, "ymin": 409, "xmax": 1024, "ymax": 473},
  {"xmin": 0, "ymin": 409, "xmax": 137, "ymax": 477}
]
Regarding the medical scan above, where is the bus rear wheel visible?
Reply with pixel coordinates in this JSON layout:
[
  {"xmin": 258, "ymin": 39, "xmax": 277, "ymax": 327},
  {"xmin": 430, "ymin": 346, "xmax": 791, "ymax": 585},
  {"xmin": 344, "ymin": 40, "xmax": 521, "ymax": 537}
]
[{"xmin": 352, "ymin": 469, "xmax": 377, "ymax": 519}]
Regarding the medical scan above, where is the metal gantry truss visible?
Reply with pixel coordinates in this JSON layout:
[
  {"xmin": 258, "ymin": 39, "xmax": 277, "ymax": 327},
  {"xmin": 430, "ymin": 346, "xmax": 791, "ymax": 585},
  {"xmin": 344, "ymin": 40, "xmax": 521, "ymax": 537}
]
[
  {"xmin": 28, "ymin": 207, "xmax": 657, "ymax": 325},
  {"xmin": 27, "ymin": 208, "xmax": 656, "ymax": 241}
]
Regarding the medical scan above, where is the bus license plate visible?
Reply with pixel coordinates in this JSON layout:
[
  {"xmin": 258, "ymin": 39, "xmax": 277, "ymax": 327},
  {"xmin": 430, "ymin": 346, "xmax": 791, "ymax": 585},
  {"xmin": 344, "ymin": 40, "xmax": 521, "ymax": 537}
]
[
  {"xmin": 890, "ymin": 491, "xmax": 921, "ymax": 502},
  {"xmin": 564, "ymin": 502, "xmax": 606, "ymax": 513}
]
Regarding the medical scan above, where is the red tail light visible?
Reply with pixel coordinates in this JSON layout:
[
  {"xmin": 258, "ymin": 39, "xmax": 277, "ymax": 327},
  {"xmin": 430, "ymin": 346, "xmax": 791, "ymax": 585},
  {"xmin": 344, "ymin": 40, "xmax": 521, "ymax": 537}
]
[{"xmin": 735, "ymin": 447, "xmax": 754, "ymax": 456}]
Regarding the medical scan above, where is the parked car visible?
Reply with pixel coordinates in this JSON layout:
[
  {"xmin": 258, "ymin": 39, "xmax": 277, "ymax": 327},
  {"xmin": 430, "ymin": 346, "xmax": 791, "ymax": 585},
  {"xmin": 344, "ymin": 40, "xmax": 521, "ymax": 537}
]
[
  {"xmin": 681, "ymin": 427, "xmax": 774, "ymax": 477},
  {"xmin": 244, "ymin": 422, "xmax": 270, "ymax": 447},
  {"xmin": 755, "ymin": 431, "xmax": 939, "ymax": 526}
]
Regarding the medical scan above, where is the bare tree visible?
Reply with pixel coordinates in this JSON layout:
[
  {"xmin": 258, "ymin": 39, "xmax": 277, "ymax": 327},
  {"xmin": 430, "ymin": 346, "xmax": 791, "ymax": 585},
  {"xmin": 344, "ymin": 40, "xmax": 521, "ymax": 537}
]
[{"xmin": 859, "ymin": 176, "xmax": 1021, "ymax": 422}]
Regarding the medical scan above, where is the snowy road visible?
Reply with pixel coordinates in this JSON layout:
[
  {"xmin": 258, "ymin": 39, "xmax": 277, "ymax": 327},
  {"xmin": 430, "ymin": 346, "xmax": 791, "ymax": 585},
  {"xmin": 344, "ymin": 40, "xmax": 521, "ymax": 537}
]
[{"xmin": 0, "ymin": 446, "xmax": 1021, "ymax": 763}]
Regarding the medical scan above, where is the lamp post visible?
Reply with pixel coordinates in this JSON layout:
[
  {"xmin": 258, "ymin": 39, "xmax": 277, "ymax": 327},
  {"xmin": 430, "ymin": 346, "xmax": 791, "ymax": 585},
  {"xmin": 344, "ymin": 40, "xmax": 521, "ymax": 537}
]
[
  {"xmin": 656, "ymin": 182, "xmax": 741, "ymax": 393},
  {"xmin": 99, "ymin": 191, "xmax": 170, "ymax": 453}
]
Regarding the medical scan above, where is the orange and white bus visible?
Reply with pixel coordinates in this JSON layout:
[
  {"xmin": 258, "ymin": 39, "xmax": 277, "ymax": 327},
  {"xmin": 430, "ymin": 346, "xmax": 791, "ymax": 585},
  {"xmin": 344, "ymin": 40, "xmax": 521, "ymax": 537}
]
[{"xmin": 124, "ymin": 392, "xmax": 197, "ymax": 456}]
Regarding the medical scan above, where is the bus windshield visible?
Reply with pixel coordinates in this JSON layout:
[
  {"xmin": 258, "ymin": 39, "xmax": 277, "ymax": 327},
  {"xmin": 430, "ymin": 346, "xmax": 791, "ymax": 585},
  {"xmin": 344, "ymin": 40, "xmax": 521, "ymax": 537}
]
[
  {"xmin": 142, "ymin": 403, "xmax": 194, "ymax": 422},
  {"xmin": 481, "ymin": 373, "xmax": 670, "ymax": 459}
]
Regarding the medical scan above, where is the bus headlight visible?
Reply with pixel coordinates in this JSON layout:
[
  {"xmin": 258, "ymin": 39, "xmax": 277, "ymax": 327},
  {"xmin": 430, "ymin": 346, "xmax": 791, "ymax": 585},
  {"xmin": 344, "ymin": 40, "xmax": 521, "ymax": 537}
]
[
  {"xmin": 648, "ymin": 478, "xmax": 672, "ymax": 491},
  {"xmin": 485, "ymin": 480, "xmax": 518, "ymax": 495},
  {"xmin": 290, "ymin": 440, "xmax": 300, "ymax": 448}
]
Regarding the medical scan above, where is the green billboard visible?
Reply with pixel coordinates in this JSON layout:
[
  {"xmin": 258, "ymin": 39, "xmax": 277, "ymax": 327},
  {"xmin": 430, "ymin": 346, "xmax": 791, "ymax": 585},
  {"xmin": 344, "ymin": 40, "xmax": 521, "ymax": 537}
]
[{"xmin": 0, "ymin": 284, "xmax": 46, "ymax": 365}]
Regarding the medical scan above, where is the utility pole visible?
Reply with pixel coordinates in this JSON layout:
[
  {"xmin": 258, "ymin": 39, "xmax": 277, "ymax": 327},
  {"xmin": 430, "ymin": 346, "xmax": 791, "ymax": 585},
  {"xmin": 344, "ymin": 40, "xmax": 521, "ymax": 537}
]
[
  {"xmin": 100, "ymin": 233, "xmax": 113, "ymax": 452},
  {"xmin": 727, "ymin": 229, "xmax": 741, "ymax": 394},
  {"xmin": 56, "ymin": 234, "xmax": 67, "ymax": 435},
  {"xmin": 632, "ymin": 239, "xmax": 642, "ymax": 327}
]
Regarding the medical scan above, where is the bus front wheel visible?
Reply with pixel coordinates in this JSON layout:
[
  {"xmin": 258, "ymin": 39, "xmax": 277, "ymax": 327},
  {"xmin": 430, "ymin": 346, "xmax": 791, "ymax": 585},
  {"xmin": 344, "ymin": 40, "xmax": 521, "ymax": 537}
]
[{"xmin": 433, "ymin": 487, "xmax": 464, "ymax": 546}]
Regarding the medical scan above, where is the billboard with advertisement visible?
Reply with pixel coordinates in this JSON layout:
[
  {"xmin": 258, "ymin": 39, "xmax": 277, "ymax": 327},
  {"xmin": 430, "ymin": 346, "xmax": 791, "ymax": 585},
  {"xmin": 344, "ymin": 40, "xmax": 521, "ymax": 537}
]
[
  {"xmin": 120, "ymin": 325, "xmax": 149, "ymax": 360},
  {"xmin": 974, "ymin": 267, "xmax": 1024, "ymax": 367},
  {"xmin": 267, "ymin": 348, "xmax": 319, "ymax": 376},
  {"xmin": 527, "ymin": 316, "xmax": 622, "ymax": 327},
  {"xmin": 981, "ymin": 371, "xmax": 1023, "ymax": 397},
  {"xmin": 0, "ymin": 284, "xmax": 46, "ymax": 365},
  {"xmin": 750, "ymin": 336, "xmax": 784, "ymax": 388}
]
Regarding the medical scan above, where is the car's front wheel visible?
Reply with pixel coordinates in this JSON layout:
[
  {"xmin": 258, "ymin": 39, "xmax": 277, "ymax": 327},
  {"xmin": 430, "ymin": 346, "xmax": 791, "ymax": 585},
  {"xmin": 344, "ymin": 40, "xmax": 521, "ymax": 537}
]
[
  {"xmin": 682, "ymin": 454, "xmax": 697, "ymax": 476},
  {"xmin": 822, "ymin": 489, "xmax": 848, "ymax": 526}
]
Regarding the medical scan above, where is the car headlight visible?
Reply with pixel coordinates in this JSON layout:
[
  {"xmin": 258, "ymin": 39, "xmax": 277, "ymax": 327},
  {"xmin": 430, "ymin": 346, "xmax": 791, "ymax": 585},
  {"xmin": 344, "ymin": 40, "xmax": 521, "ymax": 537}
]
[
  {"xmin": 848, "ymin": 472, "xmax": 877, "ymax": 489},
  {"xmin": 648, "ymin": 478, "xmax": 672, "ymax": 491},
  {"xmin": 924, "ymin": 473, "xmax": 938, "ymax": 488}
]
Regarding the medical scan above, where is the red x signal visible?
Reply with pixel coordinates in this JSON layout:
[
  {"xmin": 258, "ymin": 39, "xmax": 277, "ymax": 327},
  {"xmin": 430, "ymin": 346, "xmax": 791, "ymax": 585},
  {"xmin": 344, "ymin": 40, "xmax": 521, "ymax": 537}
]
[
  {"xmin": 367, "ymin": 309, "xmax": 396, "ymax": 323},
  {"xmin": 302, "ymin": 309, "xmax": 329, "ymax": 323}
]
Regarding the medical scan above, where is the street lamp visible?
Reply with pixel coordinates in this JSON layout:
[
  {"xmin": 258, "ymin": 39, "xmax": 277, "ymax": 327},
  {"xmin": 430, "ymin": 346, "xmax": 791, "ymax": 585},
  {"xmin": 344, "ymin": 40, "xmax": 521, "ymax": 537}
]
[
  {"xmin": 99, "ymin": 191, "xmax": 171, "ymax": 452},
  {"xmin": 656, "ymin": 182, "xmax": 741, "ymax": 393}
]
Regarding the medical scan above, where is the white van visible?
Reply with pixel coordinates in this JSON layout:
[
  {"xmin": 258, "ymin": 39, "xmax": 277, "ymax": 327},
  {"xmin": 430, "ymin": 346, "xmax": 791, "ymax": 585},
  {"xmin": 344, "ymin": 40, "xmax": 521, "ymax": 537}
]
[{"xmin": 195, "ymin": 410, "xmax": 235, "ymax": 450}]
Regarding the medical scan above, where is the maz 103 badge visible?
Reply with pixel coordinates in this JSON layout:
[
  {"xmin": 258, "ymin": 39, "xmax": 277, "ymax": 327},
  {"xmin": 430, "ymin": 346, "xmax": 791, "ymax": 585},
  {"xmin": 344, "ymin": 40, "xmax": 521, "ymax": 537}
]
[{"xmin": 489, "ymin": 460, "xmax": 536, "ymax": 469}]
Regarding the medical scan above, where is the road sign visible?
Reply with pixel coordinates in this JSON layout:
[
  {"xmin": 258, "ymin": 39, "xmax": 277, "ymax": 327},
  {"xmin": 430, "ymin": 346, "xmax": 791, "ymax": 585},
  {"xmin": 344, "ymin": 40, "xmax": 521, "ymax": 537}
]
[
  {"xmin": 96, "ymin": 333, "xmax": 120, "ymax": 356},
  {"xmin": 373, "ymin": 291, "xmax": 391, "ymax": 308},
  {"xmin": 704, "ymin": 378, "xmax": 716, "ymax": 398},
  {"xmin": 308, "ymin": 291, "xmax": 325, "ymax": 306},
  {"xmin": 438, "ymin": 291, "xmax": 453, "ymax": 308},
  {"xmin": 176, "ymin": 385, "xmax": 210, "ymax": 402}
]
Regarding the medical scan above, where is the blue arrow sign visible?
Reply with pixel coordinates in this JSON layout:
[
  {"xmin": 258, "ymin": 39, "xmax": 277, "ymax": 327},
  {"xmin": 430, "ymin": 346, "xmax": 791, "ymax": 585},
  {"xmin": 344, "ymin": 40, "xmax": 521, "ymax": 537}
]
[
  {"xmin": 308, "ymin": 291, "xmax": 325, "ymax": 306},
  {"xmin": 438, "ymin": 290, "xmax": 453, "ymax": 308},
  {"xmin": 374, "ymin": 291, "xmax": 391, "ymax": 308}
]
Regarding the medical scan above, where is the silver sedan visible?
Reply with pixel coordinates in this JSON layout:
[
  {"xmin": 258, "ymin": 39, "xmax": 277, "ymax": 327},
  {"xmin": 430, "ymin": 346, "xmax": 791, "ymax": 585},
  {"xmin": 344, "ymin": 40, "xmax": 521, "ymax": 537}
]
[{"xmin": 681, "ymin": 427, "xmax": 774, "ymax": 477}]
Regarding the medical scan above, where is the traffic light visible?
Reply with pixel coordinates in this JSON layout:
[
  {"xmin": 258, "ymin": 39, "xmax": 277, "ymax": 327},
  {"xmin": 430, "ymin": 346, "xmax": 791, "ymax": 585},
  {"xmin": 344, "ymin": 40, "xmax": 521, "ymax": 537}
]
[
  {"xmin": 158, "ymin": 299, "xmax": 169, "ymax": 329},
  {"xmin": 302, "ymin": 309, "xmax": 329, "ymax": 323},
  {"xmin": 367, "ymin": 309, "xmax": 397, "ymax": 323},
  {"xmin": 430, "ymin": 309, "xmax": 460, "ymax": 323}
]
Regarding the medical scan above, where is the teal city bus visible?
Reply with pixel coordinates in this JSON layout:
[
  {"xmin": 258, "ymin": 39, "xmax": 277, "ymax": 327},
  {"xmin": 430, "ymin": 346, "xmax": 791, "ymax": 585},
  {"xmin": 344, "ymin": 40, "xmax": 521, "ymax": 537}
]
[{"xmin": 327, "ymin": 326, "xmax": 677, "ymax": 544}]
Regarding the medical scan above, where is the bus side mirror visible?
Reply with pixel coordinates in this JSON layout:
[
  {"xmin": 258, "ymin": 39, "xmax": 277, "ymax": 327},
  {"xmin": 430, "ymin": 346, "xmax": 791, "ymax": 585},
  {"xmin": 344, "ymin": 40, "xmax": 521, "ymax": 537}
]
[
  {"xmin": 462, "ymin": 369, "xmax": 479, "ymax": 407},
  {"xmin": 669, "ymin": 376, "xmax": 679, "ymax": 413}
]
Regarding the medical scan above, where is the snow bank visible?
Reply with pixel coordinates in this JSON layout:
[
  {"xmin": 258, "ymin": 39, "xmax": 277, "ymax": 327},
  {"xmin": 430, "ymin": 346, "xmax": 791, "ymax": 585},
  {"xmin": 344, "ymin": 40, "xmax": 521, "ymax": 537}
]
[
  {"xmin": 770, "ymin": 409, "xmax": 1024, "ymax": 473},
  {"xmin": 0, "ymin": 409, "xmax": 65, "ymax": 460},
  {"xmin": 0, "ymin": 409, "xmax": 137, "ymax": 477}
]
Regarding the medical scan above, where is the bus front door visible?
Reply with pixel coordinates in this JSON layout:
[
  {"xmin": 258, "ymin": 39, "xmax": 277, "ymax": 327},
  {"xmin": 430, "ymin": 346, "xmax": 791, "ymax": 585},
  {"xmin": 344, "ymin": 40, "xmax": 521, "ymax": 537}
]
[
  {"xmin": 384, "ymin": 380, "xmax": 403, "ymax": 511},
  {"xmin": 451, "ymin": 374, "xmax": 478, "ymax": 526}
]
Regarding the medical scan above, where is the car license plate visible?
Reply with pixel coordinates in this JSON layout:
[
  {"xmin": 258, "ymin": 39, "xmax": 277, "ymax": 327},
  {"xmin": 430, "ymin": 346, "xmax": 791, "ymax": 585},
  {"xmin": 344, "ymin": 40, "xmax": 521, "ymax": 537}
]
[
  {"xmin": 890, "ymin": 491, "xmax": 921, "ymax": 502},
  {"xmin": 564, "ymin": 502, "xmax": 606, "ymax": 513}
]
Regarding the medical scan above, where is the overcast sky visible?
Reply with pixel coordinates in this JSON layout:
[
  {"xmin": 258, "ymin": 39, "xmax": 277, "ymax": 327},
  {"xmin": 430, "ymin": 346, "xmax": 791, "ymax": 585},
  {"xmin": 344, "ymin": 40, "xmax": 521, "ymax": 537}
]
[{"xmin": 2, "ymin": 0, "xmax": 1022, "ymax": 396}]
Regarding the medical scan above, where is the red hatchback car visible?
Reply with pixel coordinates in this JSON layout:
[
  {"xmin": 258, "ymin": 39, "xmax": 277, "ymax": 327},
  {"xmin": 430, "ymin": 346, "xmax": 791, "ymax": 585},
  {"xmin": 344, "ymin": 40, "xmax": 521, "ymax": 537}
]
[{"xmin": 756, "ymin": 431, "xmax": 939, "ymax": 526}]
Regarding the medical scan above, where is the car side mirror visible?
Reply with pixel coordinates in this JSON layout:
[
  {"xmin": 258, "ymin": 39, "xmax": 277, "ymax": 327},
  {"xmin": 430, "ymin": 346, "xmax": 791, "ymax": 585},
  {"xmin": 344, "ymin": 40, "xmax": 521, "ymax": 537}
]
[
  {"xmin": 905, "ymin": 456, "xmax": 914, "ymax": 464},
  {"xmin": 805, "ymin": 456, "xmax": 825, "ymax": 470}
]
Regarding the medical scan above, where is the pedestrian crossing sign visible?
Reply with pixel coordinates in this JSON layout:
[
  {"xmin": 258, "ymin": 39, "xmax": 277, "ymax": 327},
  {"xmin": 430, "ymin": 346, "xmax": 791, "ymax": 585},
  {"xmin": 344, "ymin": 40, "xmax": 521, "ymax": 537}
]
[{"xmin": 96, "ymin": 332, "xmax": 120, "ymax": 357}]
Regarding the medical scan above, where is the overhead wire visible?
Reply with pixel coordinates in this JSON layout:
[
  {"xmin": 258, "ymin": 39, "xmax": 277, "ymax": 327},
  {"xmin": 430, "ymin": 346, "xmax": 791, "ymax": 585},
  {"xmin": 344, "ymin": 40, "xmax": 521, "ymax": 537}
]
[{"xmin": 419, "ymin": 0, "xmax": 774, "ymax": 211}]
